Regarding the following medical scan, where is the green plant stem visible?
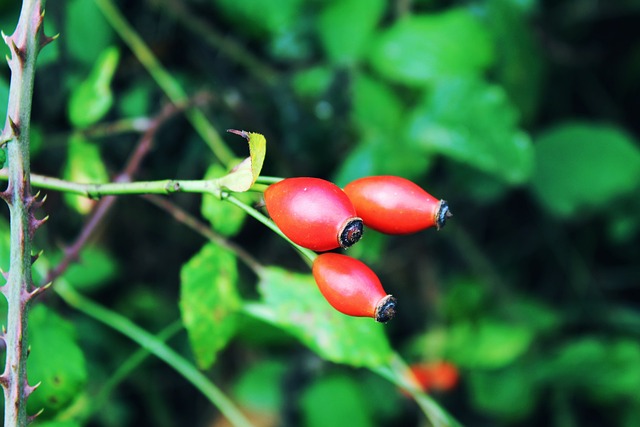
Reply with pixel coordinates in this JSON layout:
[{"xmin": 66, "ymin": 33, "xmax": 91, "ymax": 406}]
[
  {"xmin": 0, "ymin": 1, "xmax": 50, "ymax": 425},
  {"xmin": 61, "ymin": 320, "xmax": 183, "ymax": 424},
  {"xmin": 0, "ymin": 170, "xmax": 316, "ymax": 266},
  {"xmin": 53, "ymin": 279, "xmax": 255, "ymax": 427},
  {"xmin": 225, "ymin": 194, "xmax": 317, "ymax": 267},
  {"xmin": 372, "ymin": 353, "xmax": 463, "ymax": 427},
  {"xmin": 94, "ymin": 0, "xmax": 235, "ymax": 166},
  {"xmin": 254, "ymin": 176, "xmax": 284, "ymax": 185},
  {"xmin": 0, "ymin": 172, "xmax": 222, "ymax": 198}
]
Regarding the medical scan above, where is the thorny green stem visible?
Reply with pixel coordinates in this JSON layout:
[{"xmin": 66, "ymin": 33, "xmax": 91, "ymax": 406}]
[
  {"xmin": 94, "ymin": 0, "xmax": 235, "ymax": 167},
  {"xmin": 52, "ymin": 279, "xmax": 255, "ymax": 427},
  {"xmin": 0, "ymin": 1, "xmax": 53, "ymax": 425}
]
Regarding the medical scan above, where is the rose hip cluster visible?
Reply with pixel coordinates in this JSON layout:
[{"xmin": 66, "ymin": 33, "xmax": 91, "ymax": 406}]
[{"xmin": 264, "ymin": 176, "xmax": 451, "ymax": 323}]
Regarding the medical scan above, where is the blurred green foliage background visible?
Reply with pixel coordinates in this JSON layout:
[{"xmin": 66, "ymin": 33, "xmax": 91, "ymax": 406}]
[{"xmin": 2, "ymin": 0, "xmax": 640, "ymax": 426}]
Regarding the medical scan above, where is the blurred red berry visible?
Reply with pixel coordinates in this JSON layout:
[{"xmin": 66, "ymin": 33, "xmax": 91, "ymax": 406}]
[{"xmin": 409, "ymin": 361, "xmax": 459, "ymax": 393}]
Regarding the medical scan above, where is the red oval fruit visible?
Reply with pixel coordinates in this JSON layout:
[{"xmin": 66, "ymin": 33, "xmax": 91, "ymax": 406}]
[
  {"xmin": 312, "ymin": 253, "xmax": 397, "ymax": 322},
  {"xmin": 264, "ymin": 177, "xmax": 363, "ymax": 252},
  {"xmin": 344, "ymin": 175, "xmax": 451, "ymax": 234}
]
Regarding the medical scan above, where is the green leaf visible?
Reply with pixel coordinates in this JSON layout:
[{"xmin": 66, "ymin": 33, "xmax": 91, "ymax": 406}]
[
  {"xmin": 217, "ymin": 131, "xmax": 267, "ymax": 192},
  {"xmin": 447, "ymin": 318, "xmax": 534, "ymax": 369},
  {"xmin": 180, "ymin": 242, "xmax": 241, "ymax": 369},
  {"xmin": 0, "ymin": 144, "xmax": 5, "ymax": 168},
  {"xmin": 246, "ymin": 267, "xmax": 394, "ymax": 368},
  {"xmin": 68, "ymin": 46, "xmax": 120, "ymax": 128},
  {"xmin": 441, "ymin": 278, "xmax": 488, "ymax": 321},
  {"xmin": 368, "ymin": 8, "xmax": 494, "ymax": 86},
  {"xmin": 407, "ymin": 77, "xmax": 534, "ymax": 184},
  {"xmin": 531, "ymin": 122, "xmax": 640, "ymax": 217},
  {"xmin": 333, "ymin": 133, "xmax": 432, "ymax": 187},
  {"xmin": 212, "ymin": 0, "xmax": 304, "ymax": 38},
  {"xmin": 201, "ymin": 163, "xmax": 248, "ymax": 237},
  {"xmin": 0, "ymin": 76, "xmax": 9, "ymax": 127},
  {"xmin": 63, "ymin": 134, "xmax": 109, "ymax": 214},
  {"xmin": 65, "ymin": 0, "xmax": 114, "ymax": 66},
  {"xmin": 468, "ymin": 363, "xmax": 540, "ymax": 421},
  {"xmin": 317, "ymin": 0, "xmax": 385, "ymax": 66},
  {"xmin": 52, "ymin": 245, "xmax": 119, "ymax": 293},
  {"xmin": 300, "ymin": 375, "xmax": 375, "ymax": 427},
  {"xmin": 292, "ymin": 66, "xmax": 335, "ymax": 98},
  {"xmin": 352, "ymin": 73, "xmax": 404, "ymax": 135},
  {"xmin": 117, "ymin": 80, "xmax": 152, "ymax": 117},
  {"xmin": 27, "ymin": 305, "xmax": 88, "ymax": 418},
  {"xmin": 544, "ymin": 337, "xmax": 640, "ymax": 404},
  {"xmin": 232, "ymin": 359, "xmax": 287, "ymax": 412}
]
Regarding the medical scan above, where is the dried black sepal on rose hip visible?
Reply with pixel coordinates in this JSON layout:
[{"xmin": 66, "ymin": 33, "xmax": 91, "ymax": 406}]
[
  {"xmin": 344, "ymin": 175, "xmax": 452, "ymax": 235},
  {"xmin": 264, "ymin": 177, "xmax": 364, "ymax": 252}
]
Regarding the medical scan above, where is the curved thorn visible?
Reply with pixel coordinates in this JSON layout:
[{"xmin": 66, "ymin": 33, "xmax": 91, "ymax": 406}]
[
  {"xmin": 8, "ymin": 116, "xmax": 19, "ymax": 138},
  {"xmin": 27, "ymin": 407, "xmax": 44, "ymax": 422}
]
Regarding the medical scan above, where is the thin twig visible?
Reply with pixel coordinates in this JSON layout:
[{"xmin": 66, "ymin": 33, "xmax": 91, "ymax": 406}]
[
  {"xmin": 42, "ymin": 102, "xmax": 183, "ymax": 286},
  {"xmin": 142, "ymin": 194, "xmax": 263, "ymax": 275},
  {"xmin": 149, "ymin": 0, "xmax": 279, "ymax": 86}
]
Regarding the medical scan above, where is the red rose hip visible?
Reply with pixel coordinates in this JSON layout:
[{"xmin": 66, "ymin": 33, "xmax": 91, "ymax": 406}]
[
  {"xmin": 312, "ymin": 253, "xmax": 397, "ymax": 322},
  {"xmin": 264, "ymin": 177, "xmax": 363, "ymax": 252},
  {"xmin": 344, "ymin": 175, "xmax": 451, "ymax": 234}
]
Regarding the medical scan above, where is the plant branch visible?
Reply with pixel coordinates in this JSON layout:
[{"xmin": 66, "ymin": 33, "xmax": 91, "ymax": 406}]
[
  {"xmin": 42, "ymin": 102, "xmax": 182, "ymax": 286},
  {"xmin": 73, "ymin": 320, "xmax": 183, "ymax": 424},
  {"xmin": 149, "ymin": 0, "xmax": 279, "ymax": 86},
  {"xmin": 142, "ymin": 194, "xmax": 264, "ymax": 275},
  {"xmin": 372, "ymin": 353, "xmax": 463, "ymax": 427},
  {"xmin": 94, "ymin": 0, "xmax": 235, "ymax": 166},
  {"xmin": 0, "ymin": 0, "xmax": 52, "ymax": 425}
]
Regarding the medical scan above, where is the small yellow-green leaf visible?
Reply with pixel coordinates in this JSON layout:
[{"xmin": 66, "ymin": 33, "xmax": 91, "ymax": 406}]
[
  {"xmin": 217, "ymin": 130, "xmax": 267, "ymax": 192},
  {"xmin": 246, "ymin": 267, "xmax": 394, "ymax": 368},
  {"xmin": 201, "ymin": 163, "xmax": 249, "ymax": 236},
  {"xmin": 63, "ymin": 134, "xmax": 109, "ymax": 214},
  {"xmin": 180, "ymin": 242, "xmax": 241, "ymax": 369},
  {"xmin": 68, "ymin": 46, "xmax": 120, "ymax": 128}
]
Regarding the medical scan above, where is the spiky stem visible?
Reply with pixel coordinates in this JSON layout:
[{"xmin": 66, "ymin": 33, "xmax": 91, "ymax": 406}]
[{"xmin": 0, "ymin": 1, "xmax": 52, "ymax": 425}]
